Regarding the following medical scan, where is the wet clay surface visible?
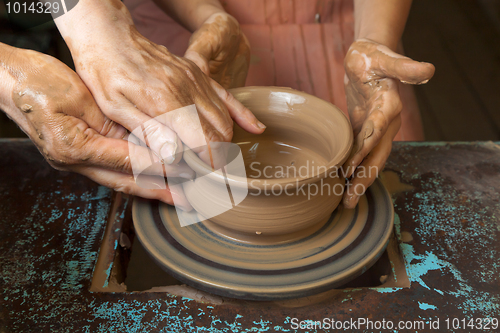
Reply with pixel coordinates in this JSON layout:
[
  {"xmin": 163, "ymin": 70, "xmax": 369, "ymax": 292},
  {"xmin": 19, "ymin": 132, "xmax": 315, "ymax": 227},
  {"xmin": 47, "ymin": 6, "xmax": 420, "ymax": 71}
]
[
  {"xmin": 183, "ymin": 87, "xmax": 353, "ymax": 237},
  {"xmin": 2, "ymin": 141, "xmax": 499, "ymax": 332},
  {"xmin": 238, "ymin": 139, "xmax": 328, "ymax": 180}
]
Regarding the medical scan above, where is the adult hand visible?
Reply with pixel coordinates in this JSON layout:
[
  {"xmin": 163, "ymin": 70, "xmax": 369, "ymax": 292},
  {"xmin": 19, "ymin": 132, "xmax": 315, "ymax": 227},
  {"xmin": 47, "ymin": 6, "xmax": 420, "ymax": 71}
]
[
  {"xmin": 342, "ymin": 38, "xmax": 435, "ymax": 208},
  {"xmin": 185, "ymin": 12, "xmax": 251, "ymax": 89},
  {"xmin": 57, "ymin": 0, "xmax": 264, "ymax": 169},
  {"xmin": 3, "ymin": 47, "xmax": 193, "ymax": 209}
]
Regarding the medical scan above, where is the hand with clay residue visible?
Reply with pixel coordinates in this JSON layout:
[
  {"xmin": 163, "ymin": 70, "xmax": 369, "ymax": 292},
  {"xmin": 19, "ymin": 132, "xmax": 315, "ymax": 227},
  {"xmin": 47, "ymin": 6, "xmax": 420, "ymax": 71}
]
[
  {"xmin": 342, "ymin": 39, "xmax": 435, "ymax": 208},
  {"xmin": 185, "ymin": 12, "xmax": 250, "ymax": 89},
  {"xmin": 70, "ymin": 27, "xmax": 264, "ymax": 170},
  {"xmin": 55, "ymin": 0, "xmax": 264, "ymax": 173},
  {"xmin": 1, "ymin": 46, "xmax": 194, "ymax": 209}
]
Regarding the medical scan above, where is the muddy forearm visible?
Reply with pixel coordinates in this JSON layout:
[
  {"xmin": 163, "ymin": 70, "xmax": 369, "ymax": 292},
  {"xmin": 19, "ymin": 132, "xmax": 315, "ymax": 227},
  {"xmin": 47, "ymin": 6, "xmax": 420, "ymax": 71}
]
[
  {"xmin": 152, "ymin": 0, "xmax": 225, "ymax": 32},
  {"xmin": 354, "ymin": 0, "xmax": 412, "ymax": 51}
]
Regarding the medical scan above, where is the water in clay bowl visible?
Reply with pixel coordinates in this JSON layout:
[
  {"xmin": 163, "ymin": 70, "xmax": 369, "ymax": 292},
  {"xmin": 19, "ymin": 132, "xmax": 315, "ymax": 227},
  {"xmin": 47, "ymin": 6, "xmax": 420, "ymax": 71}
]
[{"xmin": 182, "ymin": 87, "xmax": 353, "ymax": 244}]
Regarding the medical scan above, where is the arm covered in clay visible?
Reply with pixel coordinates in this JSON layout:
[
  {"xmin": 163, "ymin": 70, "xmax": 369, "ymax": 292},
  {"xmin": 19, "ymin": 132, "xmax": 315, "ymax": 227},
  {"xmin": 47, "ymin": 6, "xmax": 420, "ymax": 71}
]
[
  {"xmin": 150, "ymin": 0, "xmax": 251, "ymax": 89},
  {"xmin": 342, "ymin": 0, "xmax": 435, "ymax": 208},
  {"xmin": 0, "ymin": 42, "xmax": 193, "ymax": 209},
  {"xmin": 48, "ymin": 0, "xmax": 263, "ymax": 169}
]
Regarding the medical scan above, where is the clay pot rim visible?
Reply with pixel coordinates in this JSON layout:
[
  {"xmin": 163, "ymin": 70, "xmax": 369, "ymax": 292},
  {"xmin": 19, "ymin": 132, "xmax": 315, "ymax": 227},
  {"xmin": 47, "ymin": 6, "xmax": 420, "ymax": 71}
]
[{"xmin": 183, "ymin": 86, "xmax": 353, "ymax": 190}]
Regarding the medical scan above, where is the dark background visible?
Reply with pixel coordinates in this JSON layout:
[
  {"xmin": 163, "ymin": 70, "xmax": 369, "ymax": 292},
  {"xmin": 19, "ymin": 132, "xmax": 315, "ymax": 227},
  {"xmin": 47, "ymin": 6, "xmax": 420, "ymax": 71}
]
[{"xmin": 1, "ymin": 0, "xmax": 499, "ymax": 141}]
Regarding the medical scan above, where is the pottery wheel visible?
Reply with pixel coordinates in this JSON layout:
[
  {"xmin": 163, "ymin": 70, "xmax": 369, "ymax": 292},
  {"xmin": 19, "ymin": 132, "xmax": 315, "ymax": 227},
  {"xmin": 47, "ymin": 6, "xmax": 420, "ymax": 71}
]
[{"xmin": 132, "ymin": 179, "xmax": 394, "ymax": 300}]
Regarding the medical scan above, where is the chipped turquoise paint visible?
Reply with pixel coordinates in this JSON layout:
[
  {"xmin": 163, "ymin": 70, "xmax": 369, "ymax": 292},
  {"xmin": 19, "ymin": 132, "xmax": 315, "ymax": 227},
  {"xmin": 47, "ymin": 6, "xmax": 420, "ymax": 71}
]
[
  {"xmin": 370, "ymin": 287, "xmax": 402, "ymax": 293},
  {"xmin": 3, "ymin": 183, "xmax": 114, "ymax": 330},
  {"xmin": 252, "ymin": 319, "xmax": 272, "ymax": 331},
  {"xmin": 418, "ymin": 302, "xmax": 437, "ymax": 310},
  {"xmin": 46, "ymin": 209, "xmax": 63, "ymax": 224},
  {"xmin": 411, "ymin": 183, "xmax": 499, "ymax": 284},
  {"xmin": 87, "ymin": 297, "xmax": 298, "ymax": 332},
  {"xmin": 101, "ymin": 197, "xmax": 131, "ymax": 289},
  {"xmin": 102, "ymin": 263, "xmax": 112, "ymax": 289},
  {"xmin": 61, "ymin": 261, "xmax": 83, "ymax": 290},
  {"xmin": 395, "ymin": 171, "xmax": 500, "ymax": 317},
  {"xmin": 400, "ymin": 241, "xmax": 499, "ymax": 317},
  {"xmin": 62, "ymin": 186, "xmax": 112, "ymax": 291}
]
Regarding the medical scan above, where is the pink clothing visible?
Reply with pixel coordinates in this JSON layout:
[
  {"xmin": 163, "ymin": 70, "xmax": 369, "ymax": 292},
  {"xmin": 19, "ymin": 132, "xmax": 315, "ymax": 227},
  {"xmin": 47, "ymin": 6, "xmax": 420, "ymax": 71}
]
[{"xmin": 125, "ymin": 0, "xmax": 424, "ymax": 141}]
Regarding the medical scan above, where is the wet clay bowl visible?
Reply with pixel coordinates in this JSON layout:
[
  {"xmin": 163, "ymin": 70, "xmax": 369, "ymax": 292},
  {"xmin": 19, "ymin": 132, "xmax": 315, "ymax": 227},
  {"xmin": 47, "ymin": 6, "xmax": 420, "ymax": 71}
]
[{"xmin": 183, "ymin": 87, "xmax": 353, "ymax": 243}]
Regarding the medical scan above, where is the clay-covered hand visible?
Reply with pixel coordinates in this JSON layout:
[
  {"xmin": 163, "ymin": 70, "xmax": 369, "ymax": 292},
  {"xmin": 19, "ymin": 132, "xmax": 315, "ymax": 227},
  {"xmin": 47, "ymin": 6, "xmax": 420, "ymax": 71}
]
[
  {"xmin": 68, "ymin": 23, "xmax": 263, "ymax": 169},
  {"xmin": 343, "ymin": 115, "xmax": 401, "ymax": 208},
  {"xmin": 342, "ymin": 38, "xmax": 435, "ymax": 208},
  {"xmin": 5, "ymin": 48, "xmax": 194, "ymax": 209},
  {"xmin": 185, "ymin": 12, "xmax": 251, "ymax": 89}
]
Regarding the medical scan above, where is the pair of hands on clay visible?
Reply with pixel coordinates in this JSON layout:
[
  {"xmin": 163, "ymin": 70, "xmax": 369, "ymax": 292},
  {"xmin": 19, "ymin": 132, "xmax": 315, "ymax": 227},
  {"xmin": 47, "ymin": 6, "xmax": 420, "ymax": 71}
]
[
  {"xmin": 43, "ymin": 2, "xmax": 265, "ymax": 210},
  {"xmin": 0, "ymin": 44, "xmax": 193, "ymax": 206},
  {"xmin": 57, "ymin": 0, "xmax": 261, "ymax": 150},
  {"xmin": 342, "ymin": 39, "xmax": 435, "ymax": 208},
  {"xmin": 2, "ymin": 1, "xmax": 259, "ymax": 209}
]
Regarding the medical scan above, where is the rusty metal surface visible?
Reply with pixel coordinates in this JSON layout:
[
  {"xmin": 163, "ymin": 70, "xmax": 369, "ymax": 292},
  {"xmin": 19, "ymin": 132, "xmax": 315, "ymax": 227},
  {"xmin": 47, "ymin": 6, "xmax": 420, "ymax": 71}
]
[{"xmin": 1, "ymin": 139, "xmax": 499, "ymax": 332}]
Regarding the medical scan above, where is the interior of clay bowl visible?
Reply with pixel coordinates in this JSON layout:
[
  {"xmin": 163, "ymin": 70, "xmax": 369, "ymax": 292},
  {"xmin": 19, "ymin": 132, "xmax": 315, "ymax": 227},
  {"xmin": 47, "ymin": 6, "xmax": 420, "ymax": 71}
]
[
  {"xmin": 180, "ymin": 87, "xmax": 353, "ymax": 239},
  {"xmin": 184, "ymin": 86, "xmax": 353, "ymax": 188}
]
